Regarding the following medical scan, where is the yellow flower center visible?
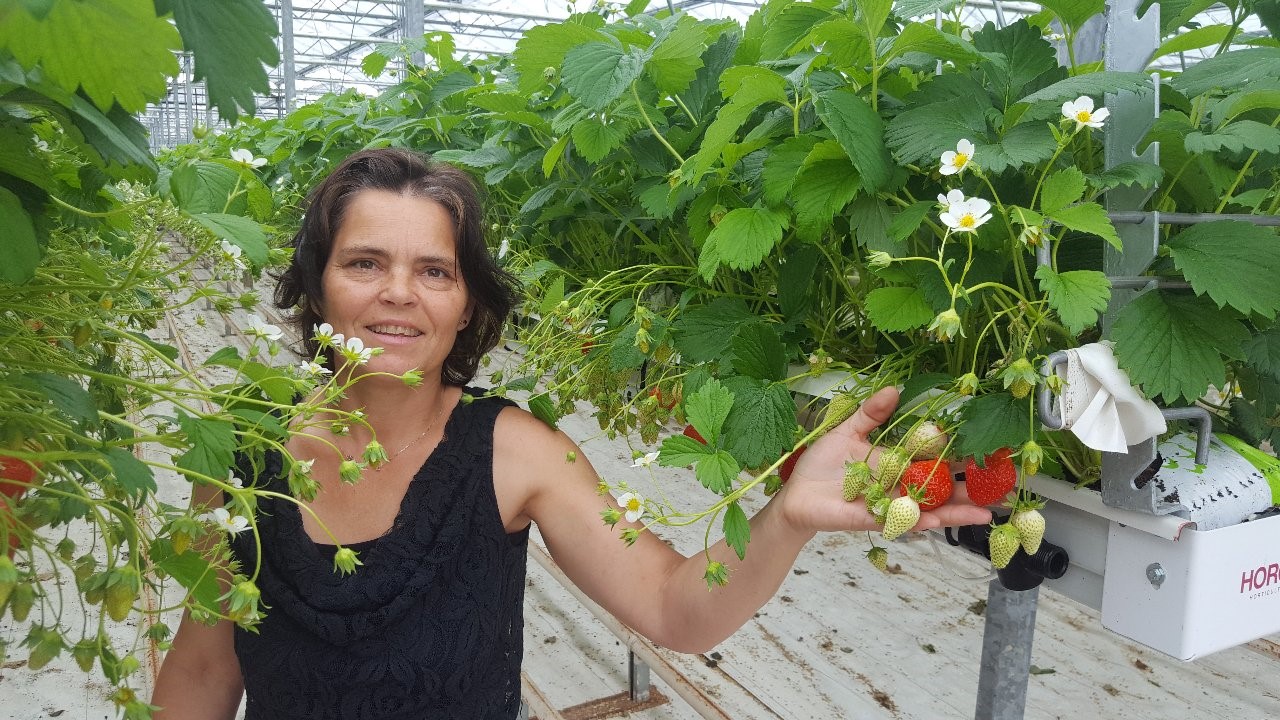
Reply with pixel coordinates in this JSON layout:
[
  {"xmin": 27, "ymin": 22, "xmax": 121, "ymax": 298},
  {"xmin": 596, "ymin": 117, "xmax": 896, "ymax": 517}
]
[
  {"xmin": 626, "ymin": 498, "xmax": 641, "ymax": 511},
  {"xmin": 1076, "ymin": 110, "xmax": 1092, "ymax": 123},
  {"xmin": 959, "ymin": 214, "xmax": 976, "ymax": 228},
  {"xmin": 953, "ymin": 152, "xmax": 969, "ymax": 167}
]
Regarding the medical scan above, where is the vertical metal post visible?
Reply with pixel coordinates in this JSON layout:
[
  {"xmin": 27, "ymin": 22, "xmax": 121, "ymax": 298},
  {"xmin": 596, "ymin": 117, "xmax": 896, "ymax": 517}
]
[
  {"xmin": 183, "ymin": 53, "xmax": 196, "ymax": 143},
  {"xmin": 516, "ymin": 700, "xmax": 529, "ymax": 720},
  {"xmin": 628, "ymin": 650, "xmax": 651, "ymax": 702},
  {"xmin": 280, "ymin": 0, "xmax": 297, "ymax": 111},
  {"xmin": 974, "ymin": 581, "xmax": 1039, "ymax": 720},
  {"xmin": 403, "ymin": 0, "xmax": 426, "ymax": 67}
]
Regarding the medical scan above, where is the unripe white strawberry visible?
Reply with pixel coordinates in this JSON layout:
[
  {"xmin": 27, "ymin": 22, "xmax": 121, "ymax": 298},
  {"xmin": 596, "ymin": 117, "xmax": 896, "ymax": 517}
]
[
  {"xmin": 842, "ymin": 460, "xmax": 872, "ymax": 502},
  {"xmin": 1010, "ymin": 509, "xmax": 1045, "ymax": 555},
  {"xmin": 874, "ymin": 448, "xmax": 910, "ymax": 486},
  {"xmin": 988, "ymin": 523, "xmax": 1021, "ymax": 569},
  {"xmin": 866, "ymin": 546, "xmax": 889, "ymax": 572},
  {"xmin": 904, "ymin": 420, "xmax": 948, "ymax": 459},
  {"xmin": 822, "ymin": 392, "xmax": 860, "ymax": 431},
  {"xmin": 881, "ymin": 495, "xmax": 920, "ymax": 541}
]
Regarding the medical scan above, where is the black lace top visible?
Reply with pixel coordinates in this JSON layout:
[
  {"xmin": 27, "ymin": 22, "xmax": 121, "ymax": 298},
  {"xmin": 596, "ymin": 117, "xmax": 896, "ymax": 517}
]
[{"xmin": 228, "ymin": 392, "xmax": 528, "ymax": 720}]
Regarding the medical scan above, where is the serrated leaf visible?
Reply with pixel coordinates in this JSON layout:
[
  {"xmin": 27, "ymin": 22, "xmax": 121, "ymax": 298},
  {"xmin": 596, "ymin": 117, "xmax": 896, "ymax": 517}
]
[
  {"xmin": 170, "ymin": 161, "xmax": 241, "ymax": 215},
  {"xmin": 29, "ymin": 373, "xmax": 97, "ymax": 427},
  {"xmin": 723, "ymin": 501, "xmax": 751, "ymax": 560},
  {"xmin": 722, "ymin": 376, "xmax": 796, "ymax": 468},
  {"xmin": 513, "ymin": 18, "xmax": 604, "ymax": 94},
  {"xmin": 1034, "ymin": 266, "xmax": 1110, "ymax": 334},
  {"xmin": 1212, "ymin": 85, "xmax": 1280, "ymax": 128},
  {"xmin": 190, "ymin": 213, "xmax": 269, "ymax": 268},
  {"xmin": 227, "ymin": 408, "xmax": 288, "ymax": 441},
  {"xmin": 1166, "ymin": 221, "xmax": 1280, "ymax": 318},
  {"xmin": 956, "ymin": 392, "xmax": 1029, "ymax": 459},
  {"xmin": 1173, "ymin": 48, "xmax": 1280, "ymax": 98},
  {"xmin": 170, "ymin": 0, "xmax": 278, "ymax": 121},
  {"xmin": 1088, "ymin": 162, "xmax": 1163, "ymax": 191},
  {"xmin": 571, "ymin": 117, "xmax": 628, "ymax": 163},
  {"xmin": 1048, "ymin": 202, "xmax": 1121, "ymax": 250},
  {"xmin": 1245, "ymin": 324, "xmax": 1280, "ymax": 380},
  {"xmin": 814, "ymin": 88, "xmax": 892, "ymax": 193},
  {"xmin": 672, "ymin": 299, "xmax": 762, "ymax": 363},
  {"xmin": 542, "ymin": 134, "xmax": 570, "ymax": 178},
  {"xmin": 699, "ymin": 206, "xmax": 788, "ymax": 280},
  {"xmin": 150, "ymin": 539, "xmax": 220, "ymax": 610},
  {"xmin": 760, "ymin": 3, "xmax": 832, "ymax": 58},
  {"xmin": 685, "ymin": 379, "xmax": 733, "ymax": 448},
  {"xmin": 685, "ymin": 66, "xmax": 788, "ymax": 180},
  {"xmin": 884, "ymin": 22, "xmax": 980, "ymax": 64},
  {"xmin": 730, "ymin": 323, "xmax": 786, "ymax": 382},
  {"xmin": 647, "ymin": 15, "xmax": 708, "ymax": 94},
  {"xmin": 696, "ymin": 451, "xmax": 740, "ymax": 494},
  {"xmin": 0, "ymin": 187, "xmax": 38, "ymax": 284},
  {"xmin": 883, "ymin": 94, "xmax": 989, "ymax": 166},
  {"xmin": 792, "ymin": 149, "xmax": 860, "ymax": 241},
  {"xmin": 1040, "ymin": 167, "xmax": 1086, "ymax": 215},
  {"xmin": 101, "ymin": 447, "xmax": 156, "ymax": 501},
  {"xmin": 779, "ymin": 244, "xmax": 821, "ymax": 324},
  {"xmin": 1015, "ymin": 70, "xmax": 1152, "ymax": 108},
  {"xmin": 361, "ymin": 51, "xmax": 389, "ymax": 78},
  {"xmin": 528, "ymin": 393, "xmax": 561, "ymax": 429},
  {"xmin": 1185, "ymin": 120, "xmax": 1280, "ymax": 155},
  {"xmin": 865, "ymin": 287, "xmax": 934, "ymax": 332},
  {"xmin": 659, "ymin": 434, "xmax": 714, "ymax": 467},
  {"xmin": 175, "ymin": 413, "xmax": 237, "ymax": 482},
  {"xmin": 562, "ymin": 42, "xmax": 647, "ymax": 111},
  {"xmin": 971, "ymin": 19, "xmax": 1059, "ymax": 107},
  {"xmin": 1110, "ymin": 293, "xmax": 1250, "ymax": 403},
  {"xmin": 761, "ymin": 136, "xmax": 816, "ymax": 207},
  {"xmin": 974, "ymin": 122, "xmax": 1058, "ymax": 173},
  {"xmin": 0, "ymin": 0, "xmax": 180, "ymax": 112}
]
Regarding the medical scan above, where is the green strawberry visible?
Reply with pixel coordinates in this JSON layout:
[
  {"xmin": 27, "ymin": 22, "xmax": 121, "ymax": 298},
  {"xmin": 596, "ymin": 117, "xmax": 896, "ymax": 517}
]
[
  {"xmin": 1019, "ymin": 440, "xmax": 1043, "ymax": 477},
  {"xmin": 882, "ymin": 495, "xmax": 920, "ymax": 541},
  {"xmin": 1010, "ymin": 508, "xmax": 1046, "ymax": 555},
  {"xmin": 875, "ymin": 448, "xmax": 910, "ymax": 487},
  {"xmin": 822, "ymin": 392, "xmax": 860, "ymax": 431},
  {"xmin": 904, "ymin": 421, "xmax": 948, "ymax": 459},
  {"xmin": 842, "ymin": 461, "xmax": 872, "ymax": 502},
  {"xmin": 0, "ymin": 555, "xmax": 15, "ymax": 608},
  {"xmin": 104, "ymin": 567, "xmax": 140, "ymax": 622},
  {"xmin": 9, "ymin": 581, "xmax": 34, "ymax": 622},
  {"xmin": 988, "ymin": 523, "xmax": 1022, "ymax": 569},
  {"xmin": 866, "ymin": 546, "xmax": 889, "ymax": 572}
]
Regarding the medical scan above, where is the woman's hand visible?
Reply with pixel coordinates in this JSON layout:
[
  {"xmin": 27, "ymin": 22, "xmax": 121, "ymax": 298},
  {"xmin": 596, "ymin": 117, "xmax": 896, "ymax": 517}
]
[{"xmin": 777, "ymin": 386, "xmax": 992, "ymax": 535}]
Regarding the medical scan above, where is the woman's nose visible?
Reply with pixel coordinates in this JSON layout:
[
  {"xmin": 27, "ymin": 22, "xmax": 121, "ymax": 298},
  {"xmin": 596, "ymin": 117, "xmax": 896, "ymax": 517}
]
[{"xmin": 378, "ymin": 267, "xmax": 417, "ymax": 304}]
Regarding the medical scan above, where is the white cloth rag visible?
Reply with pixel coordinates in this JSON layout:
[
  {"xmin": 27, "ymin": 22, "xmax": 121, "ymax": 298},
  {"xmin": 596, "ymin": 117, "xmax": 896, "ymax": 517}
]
[{"xmin": 1054, "ymin": 342, "xmax": 1166, "ymax": 453}]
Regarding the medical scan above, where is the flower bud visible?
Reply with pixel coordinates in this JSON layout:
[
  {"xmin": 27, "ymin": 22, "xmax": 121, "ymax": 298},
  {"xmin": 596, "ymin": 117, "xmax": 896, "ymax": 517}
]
[
  {"xmin": 956, "ymin": 372, "xmax": 980, "ymax": 396},
  {"xmin": 338, "ymin": 460, "xmax": 362, "ymax": 484},
  {"xmin": 333, "ymin": 548, "xmax": 363, "ymax": 576},
  {"xmin": 929, "ymin": 308, "xmax": 964, "ymax": 341},
  {"xmin": 362, "ymin": 441, "xmax": 389, "ymax": 468},
  {"xmin": 1020, "ymin": 440, "xmax": 1043, "ymax": 477}
]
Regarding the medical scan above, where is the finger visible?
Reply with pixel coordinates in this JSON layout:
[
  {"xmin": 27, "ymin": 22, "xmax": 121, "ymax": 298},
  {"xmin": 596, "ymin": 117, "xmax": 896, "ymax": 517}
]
[
  {"xmin": 913, "ymin": 505, "xmax": 992, "ymax": 530},
  {"xmin": 829, "ymin": 386, "xmax": 900, "ymax": 442}
]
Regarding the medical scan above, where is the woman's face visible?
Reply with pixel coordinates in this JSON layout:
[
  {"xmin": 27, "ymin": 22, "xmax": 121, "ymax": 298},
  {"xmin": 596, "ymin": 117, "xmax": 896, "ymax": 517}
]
[{"xmin": 319, "ymin": 189, "xmax": 471, "ymax": 381}]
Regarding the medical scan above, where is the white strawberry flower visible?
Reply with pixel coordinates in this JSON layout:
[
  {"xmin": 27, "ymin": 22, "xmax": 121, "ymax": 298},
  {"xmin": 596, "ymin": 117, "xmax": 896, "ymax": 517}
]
[
  {"xmin": 230, "ymin": 148, "xmax": 267, "ymax": 169},
  {"xmin": 312, "ymin": 322, "xmax": 343, "ymax": 348},
  {"xmin": 34, "ymin": 139, "xmax": 50, "ymax": 152},
  {"xmin": 219, "ymin": 240, "xmax": 246, "ymax": 270},
  {"xmin": 339, "ymin": 336, "xmax": 374, "ymax": 364},
  {"xmin": 298, "ymin": 360, "xmax": 331, "ymax": 376},
  {"xmin": 616, "ymin": 492, "xmax": 645, "ymax": 523},
  {"xmin": 631, "ymin": 451, "xmax": 659, "ymax": 468},
  {"xmin": 246, "ymin": 314, "xmax": 283, "ymax": 342},
  {"xmin": 940, "ymin": 197, "xmax": 993, "ymax": 233},
  {"xmin": 200, "ymin": 507, "xmax": 250, "ymax": 535},
  {"xmin": 228, "ymin": 474, "xmax": 244, "ymax": 490},
  {"xmin": 940, "ymin": 139, "xmax": 975, "ymax": 175},
  {"xmin": 498, "ymin": 237, "xmax": 510, "ymax": 259},
  {"xmin": 937, "ymin": 189, "xmax": 966, "ymax": 211},
  {"xmin": 1062, "ymin": 96, "xmax": 1109, "ymax": 130}
]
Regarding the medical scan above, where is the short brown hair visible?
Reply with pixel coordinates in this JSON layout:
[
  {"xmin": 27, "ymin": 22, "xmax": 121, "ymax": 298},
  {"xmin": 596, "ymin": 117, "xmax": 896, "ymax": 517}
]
[{"xmin": 274, "ymin": 148, "xmax": 519, "ymax": 386}]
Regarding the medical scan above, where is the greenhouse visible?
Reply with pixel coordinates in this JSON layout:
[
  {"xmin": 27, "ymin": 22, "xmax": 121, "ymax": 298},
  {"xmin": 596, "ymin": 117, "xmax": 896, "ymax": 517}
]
[{"xmin": 2, "ymin": 0, "xmax": 1280, "ymax": 718}]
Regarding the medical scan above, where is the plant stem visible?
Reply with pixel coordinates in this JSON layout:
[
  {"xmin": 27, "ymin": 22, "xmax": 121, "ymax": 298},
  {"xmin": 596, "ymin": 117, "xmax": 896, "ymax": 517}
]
[{"xmin": 632, "ymin": 83, "xmax": 685, "ymax": 164}]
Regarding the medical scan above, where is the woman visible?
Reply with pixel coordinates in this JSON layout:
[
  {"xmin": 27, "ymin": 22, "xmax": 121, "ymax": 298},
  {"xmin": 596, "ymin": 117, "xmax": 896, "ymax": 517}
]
[{"xmin": 152, "ymin": 148, "xmax": 991, "ymax": 719}]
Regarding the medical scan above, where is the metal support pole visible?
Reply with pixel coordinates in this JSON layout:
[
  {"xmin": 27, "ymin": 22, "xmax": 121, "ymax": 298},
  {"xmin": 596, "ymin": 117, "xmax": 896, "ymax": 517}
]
[
  {"xmin": 280, "ymin": 0, "xmax": 296, "ymax": 111},
  {"xmin": 628, "ymin": 650, "xmax": 651, "ymax": 702},
  {"xmin": 183, "ymin": 53, "xmax": 195, "ymax": 143},
  {"xmin": 974, "ymin": 581, "xmax": 1040, "ymax": 720},
  {"xmin": 404, "ymin": 0, "xmax": 426, "ymax": 67}
]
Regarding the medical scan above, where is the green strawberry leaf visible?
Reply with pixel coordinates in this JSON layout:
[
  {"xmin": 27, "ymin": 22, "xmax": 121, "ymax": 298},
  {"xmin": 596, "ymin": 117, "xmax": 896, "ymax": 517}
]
[
  {"xmin": 1039, "ymin": 167, "xmax": 1086, "ymax": 215},
  {"xmin": 1166, "ymin": 221, "xmax": 1280, "ymax": 318},
  {"xmin": 571, "ymin": 117, "xmax": 629, "ymax": 163},
  {"xmin": 1034, "ymin": 266, "xmax": 1110, "ymax": 334},
  {"xmin": 730, "ymin": 322, "xmax": 786, "ymax": 382},
  {"xmin": 528, "ymin": 393, "xmax": 561, "ymax": 430},
  {"xmin": 0, "ymin": 0, "xmax": 181, "ymax": 112},
  {"xmin": 1245, "ymin": 324, "xmax": 1280, "ymax": 380},
  {"xmin": 684, "ymin": 66, "xmax": 788, "ymax": 181},
  {"xmin": 170, "ymin": 0, "xmax": 279, "ymax": 121},
  {"xmin": 1087, "ymin": 162, "xmax": 1164, "ymax": 192},
  {"xmin": 814, "ymin": 88, "xmax": 892, "ymax": 193},
  {"xmin": 1110, "ymin": 292, "xmax": 1250, "ymax": 403},
  {"xmin": 190, "ymin": 213, "xmax": 270, "ymax": 268},
  {"xmin": 723, "ymin": 501, "xmax": 751, "ymax": 560},
  {"xmin": 698, "ymin": 206, "xmax": 788, "ymax": 280},
  {"xmin": 671, "ymin": 299, "xmax": 761, "ymax": 364},
  {"xmin": 1013, "ymin": 71, "xmax": 1152, "ymax": 121},
  {"xmin": 1185, "ymin": 120, "xmax": 1280, "ymax": 155},
  {"xmin": 561, "ymin": 42, "xmax": 647, "ymax": 111},
  {"xmin": 361, "ymin": 51, "xmax": 389, "ymax": 79},
  {"xmin": 512, "ymin": 17, "xmax": 604, "ymax": 94},
  {"xmin": 1174, "ymin": 48, "xmax": 1280, "ymax": 98},
  {"xmin": 646, "ymin": 14, "xmax": 708, "ymax": 94},
  {"xmin": 779, "ymin": 244, "xmax": 822, "ymax": 325},
  {"xmin": 1035, "ymin": 0, "xmax": 1105, "ymax": 31},
  {"xmin": 696, "ymin": 450, "xmax": 740, "ymax": 495},
  {"xmin": 169, "ymin": 161, "xmax": 243, "ymax": 215},
  {"xmin": 955, "ymin": 392, "xmax": 1030, "ymax": 459},
  {"xmin": 101, "ymin": 447, "xmax": 156, "ymax": 501},
  {"xmin": 0, "ymin": 187, "xmax": 38, "ymax": 284},
  {"xmin": 29, "ymin": 373, "xmax": 98, "ymax": 427},
  {"xmin": 884, "ymin": 22, "xmax": 980, "ymax": 65},
  {"xmin": 722, "ymin": 376, "xmax": 796, "ymax": 468},
  {"xmin": 761, "ymin": 136, "xmax": 817, "ymax": 207},
  {"xmin": 973, "ymin": 122, "xmax": 1058, "ymax": 174},
  {"xmin": 659, "ymin": 434, "xmax": 714, "ymax": 467},
  {"xmin": 883, "ymin": 94, "xmax": 988, "ymax": 166},
  {"xmin": 1047, "ymin": 202, "xmax": 1121, "ymax": 250},
  {"xmin": 150, "ymin": 539, "xmax": 221, "ymax": 610},
  {"xmin": 865, "ymin": 286, "xmax": 935, "ymax": 332},
  {"xmin": 791, "ymin": 143, "xmax": 860, "ymax": 240},
  {"xmin": 686, "ymin": 378, "xmax": 736, "ymax": 447},
  {"xmin": 760, "ymin": 3, "xmax": 833, "ymax": 58},
  {"xmin": 175, "ymin": 413, "xmax": 237, "ymax": 483}
]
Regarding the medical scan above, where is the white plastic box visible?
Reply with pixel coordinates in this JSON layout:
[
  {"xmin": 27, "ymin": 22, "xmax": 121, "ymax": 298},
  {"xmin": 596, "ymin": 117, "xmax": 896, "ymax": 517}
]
[{"xmin": 1100, "ymin": 512, "xmax": 1280, "ymax": 660}]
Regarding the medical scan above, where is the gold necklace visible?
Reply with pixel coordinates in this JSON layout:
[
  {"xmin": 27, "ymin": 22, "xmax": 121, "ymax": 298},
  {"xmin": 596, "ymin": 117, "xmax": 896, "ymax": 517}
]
[{"xmin": 352, "ymin": 393, "xmax": 449, "ymax": 470}]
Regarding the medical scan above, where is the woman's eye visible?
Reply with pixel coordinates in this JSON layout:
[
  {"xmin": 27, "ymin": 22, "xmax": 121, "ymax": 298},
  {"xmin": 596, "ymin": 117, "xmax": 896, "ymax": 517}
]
[
  {"xmin": 352, "ymin": 260, "xmax": 376, "ymax": 270},
  {"xmin": 424, "ymin": 267, "xmax": 449, "ymax": 279}
]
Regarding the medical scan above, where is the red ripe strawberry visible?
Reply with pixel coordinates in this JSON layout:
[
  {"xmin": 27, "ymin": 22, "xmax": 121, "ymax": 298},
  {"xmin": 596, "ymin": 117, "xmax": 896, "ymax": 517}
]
[
  {"xmin": 779, "ymin": 445, "xmax": 807, "ymax": 484},
  {"xmin": 899, "ymin": 459, "xmax": 953, "ymax": 510},
  {"xmin": 648, "ymin": 386, "xmax": 679, "ymax": 410},
  {"xmin": 963, "ymin": 448, "xmax": 1017, "ymax": 506},
  {"xmin": 0, "ymin": 454, "xmax": 36, "ymax": 499},
  {"xmin": 682, "ymin": 425, "xmax": 707, "ymax": 445}
]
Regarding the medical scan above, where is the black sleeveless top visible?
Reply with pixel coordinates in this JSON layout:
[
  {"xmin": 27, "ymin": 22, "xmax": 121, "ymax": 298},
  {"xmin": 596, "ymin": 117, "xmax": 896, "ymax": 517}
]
[{"xmin": 228, "ymin": 392, "xmax": 528, "ymax": 720}]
